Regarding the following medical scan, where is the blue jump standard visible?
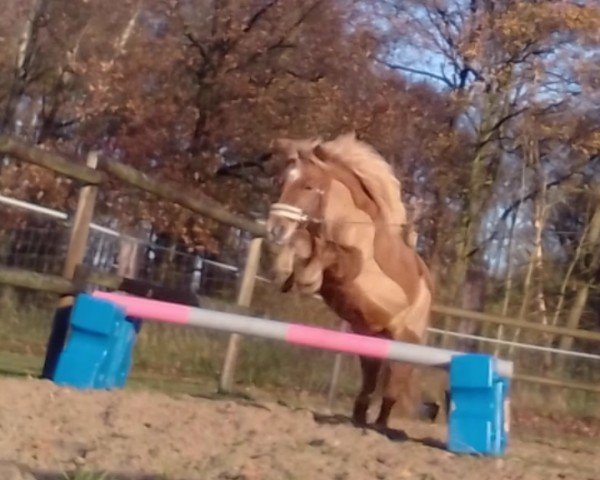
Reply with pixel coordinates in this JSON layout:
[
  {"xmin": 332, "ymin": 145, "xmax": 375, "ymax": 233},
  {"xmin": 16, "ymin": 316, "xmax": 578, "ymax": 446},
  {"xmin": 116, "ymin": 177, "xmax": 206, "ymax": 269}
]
[
  {"xmin": 44, "ymin": 293, "xmax": 511, "ymax": 456},
  {"xmin": 48, "ymin": 294, "xmax": 142, "ymax": 389}
]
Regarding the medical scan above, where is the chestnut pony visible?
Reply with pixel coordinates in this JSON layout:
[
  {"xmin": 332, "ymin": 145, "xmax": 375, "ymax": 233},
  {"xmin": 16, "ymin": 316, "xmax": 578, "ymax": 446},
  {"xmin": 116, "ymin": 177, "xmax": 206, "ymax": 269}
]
[{"xmin": 266, "ymin": 132, "xmax": 433, "ymax": 428}]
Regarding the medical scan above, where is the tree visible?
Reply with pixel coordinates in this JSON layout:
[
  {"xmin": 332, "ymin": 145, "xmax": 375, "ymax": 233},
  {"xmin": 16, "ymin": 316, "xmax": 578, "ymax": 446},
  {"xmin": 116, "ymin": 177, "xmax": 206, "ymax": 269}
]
[
  {"xmin": 352, "ymin": 0, "xmax": 600, "ymax": 322},
  {"xmin": 2, "ymin": 0, "xmax": 598, "ymax": 354},
  {"xmin": 1, "ymin": 0, "xmax": 459, "ymax": 254}
]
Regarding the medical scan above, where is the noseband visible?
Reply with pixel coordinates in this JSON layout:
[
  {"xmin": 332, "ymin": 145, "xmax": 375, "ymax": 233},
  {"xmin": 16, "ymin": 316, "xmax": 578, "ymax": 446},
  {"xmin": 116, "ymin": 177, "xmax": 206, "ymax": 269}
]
[
  {"xmin": 270, "ymin": 169, "xmax": 325, "ymax": 225},
  {"xmin": 269, "ymin": 203, "xmax": 311, "ymax": 222},
  {"xmin": 269, "ymin": 197, "xmax": 324, "ymax": 225}
]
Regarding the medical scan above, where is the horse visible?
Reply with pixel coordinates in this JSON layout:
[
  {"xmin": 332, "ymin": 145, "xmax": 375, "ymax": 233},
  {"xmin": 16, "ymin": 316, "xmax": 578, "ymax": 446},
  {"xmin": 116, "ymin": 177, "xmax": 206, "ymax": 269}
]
[{"xmin": 266, "ymin": 132, "xmax": 434, "ymax": 429}]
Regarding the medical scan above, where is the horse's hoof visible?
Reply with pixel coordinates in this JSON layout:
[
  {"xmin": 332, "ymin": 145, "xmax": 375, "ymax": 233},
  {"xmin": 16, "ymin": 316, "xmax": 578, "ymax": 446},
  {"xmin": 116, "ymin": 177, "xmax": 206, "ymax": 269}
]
[
  {"xmin": 351, "ymin": 416, "xmax": 368, "ymax": 428},
  {"xmin": 372, "ymin": 422, "xmax": 388, "ymax": 433}
]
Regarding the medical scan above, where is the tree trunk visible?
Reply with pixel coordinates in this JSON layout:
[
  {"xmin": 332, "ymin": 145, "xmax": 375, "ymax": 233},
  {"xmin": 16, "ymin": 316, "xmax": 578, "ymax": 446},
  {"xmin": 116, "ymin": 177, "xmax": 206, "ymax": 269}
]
[
  {"xmin": 558, "ymin": 284, "xmax": 590, "ymax": 352},
  {"xmin": 509, "ymin": 135, "xmax": 548, "ymax": 356},
  {"xmin": 442, "ymin": 90, "xmax": 505, "ymax": 347},
  {"xmin": 495, "ymin": 211, "xmax": 517, "ymax": 348},
  {"xmin": 458, "ymin": 266, "xmax": 487, "ymax": 351},
  {"xmin": 558, "ymin": 191, "xmax": 600, "ymax": 352},
  {"xmin": 494, "ymin": 160, "xmax": 525, "ymax": 355},
  {"xmin": 1, "ymin": 0, "xmax": 48, "ymax": 131},
  {"xmin": 547, "ymin": 222, "xmax": 588, "ymax": 353}
]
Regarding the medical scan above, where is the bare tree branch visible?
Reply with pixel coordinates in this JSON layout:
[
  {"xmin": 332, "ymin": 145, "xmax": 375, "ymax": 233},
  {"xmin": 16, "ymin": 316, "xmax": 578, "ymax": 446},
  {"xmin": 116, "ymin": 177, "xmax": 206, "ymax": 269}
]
[
  {"xmin": 374, "ymin": 57, "xmax": 455, "ymax": 88},
  {"xmin": 467, "ymin": 156, "xmax": 600, "ymax": 257},
  {"xmin": 229, "ymin": 0, "xmax": 324, "ymax": 73},
  {"xmin": 184, "ymin": 32, "xmax": 209, "ymax": 63},
  {"xmin": 243, "ymin": 0, "xmax": 279, "ymax": 32},
  {"xmin": 215, "ymin": 153, "xmax": 272, "ymax": 177},
  {"xmin": 486, "ymin": 106, "xmax": 529, "ymax": 135}
]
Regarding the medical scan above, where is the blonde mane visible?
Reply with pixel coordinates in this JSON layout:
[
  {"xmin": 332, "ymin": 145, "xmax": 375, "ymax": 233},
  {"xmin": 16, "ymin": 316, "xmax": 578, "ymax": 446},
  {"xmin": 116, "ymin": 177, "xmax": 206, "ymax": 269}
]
[{"xmin": 318, "ymin": 132, "xmax": 407, "ymax": 227}]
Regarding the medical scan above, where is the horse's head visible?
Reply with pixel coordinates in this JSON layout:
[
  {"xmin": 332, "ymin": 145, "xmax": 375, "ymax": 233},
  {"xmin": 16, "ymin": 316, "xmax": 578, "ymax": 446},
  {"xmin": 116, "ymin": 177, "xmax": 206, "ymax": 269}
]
[{"xmin": 266, "ymin": 139, "xmax": 330, "ymax": 245}]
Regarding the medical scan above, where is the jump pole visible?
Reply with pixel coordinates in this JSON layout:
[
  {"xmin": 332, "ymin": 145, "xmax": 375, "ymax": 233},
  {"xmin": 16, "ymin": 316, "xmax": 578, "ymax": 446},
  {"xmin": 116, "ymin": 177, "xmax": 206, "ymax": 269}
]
[
  {"xmin": 45, "ymin": 291, "xmax": 513, "ymax": 456},
  {"xmin": 92, "ymin": 290, "xmax": 514, "ymax": 377}
]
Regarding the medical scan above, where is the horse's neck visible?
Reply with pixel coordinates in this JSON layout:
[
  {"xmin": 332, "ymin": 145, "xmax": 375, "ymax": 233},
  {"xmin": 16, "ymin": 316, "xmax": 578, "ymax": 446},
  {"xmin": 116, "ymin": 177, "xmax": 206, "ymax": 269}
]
[{"xmin": 322, "ymin": 181, "xmax": 375, "ymax": 249}]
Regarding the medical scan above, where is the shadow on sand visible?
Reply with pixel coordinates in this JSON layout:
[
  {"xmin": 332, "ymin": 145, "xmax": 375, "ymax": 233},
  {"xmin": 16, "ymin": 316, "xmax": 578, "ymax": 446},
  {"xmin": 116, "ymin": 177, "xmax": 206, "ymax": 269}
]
[{"xmin": 312, "ymin": 412, "xmax": 448, "ymax": 451}]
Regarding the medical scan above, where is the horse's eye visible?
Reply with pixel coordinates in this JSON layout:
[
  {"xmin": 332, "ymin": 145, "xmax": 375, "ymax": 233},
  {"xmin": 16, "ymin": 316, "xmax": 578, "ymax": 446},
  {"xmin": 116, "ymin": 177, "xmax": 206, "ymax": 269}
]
[{"xmin": 303, "ymin": 185, "xmax": 313, "ymax": 191}]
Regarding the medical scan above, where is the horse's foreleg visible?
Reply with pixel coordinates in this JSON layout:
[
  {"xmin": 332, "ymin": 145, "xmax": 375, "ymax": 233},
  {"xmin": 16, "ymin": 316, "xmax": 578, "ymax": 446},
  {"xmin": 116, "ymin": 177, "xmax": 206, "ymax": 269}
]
[
  {"xmin": 352, "ymin": 356, "xmax": 382, "ymax": 426},
  {"xmin": 375, "ymin": 361, "xmax": 416, "ymax": 428}
]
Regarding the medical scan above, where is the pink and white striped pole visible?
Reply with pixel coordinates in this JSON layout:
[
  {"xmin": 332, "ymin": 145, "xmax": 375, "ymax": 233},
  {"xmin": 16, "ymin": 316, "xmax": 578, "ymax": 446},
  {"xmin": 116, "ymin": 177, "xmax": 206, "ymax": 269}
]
[{"xmin": 92, "ymin": 290, "xmax": 514, "ymax": 377}]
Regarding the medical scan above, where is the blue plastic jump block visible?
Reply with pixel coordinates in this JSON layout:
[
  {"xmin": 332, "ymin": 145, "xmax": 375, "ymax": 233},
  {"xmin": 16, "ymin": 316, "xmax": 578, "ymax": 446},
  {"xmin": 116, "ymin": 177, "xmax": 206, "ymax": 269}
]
[
  {"xmin": 52, "ymin": 294, "xmax": 141, "ymax": 390},
  {"xmin": 448, "ymin": 353, "xmax": 510, "ymax": 456}
]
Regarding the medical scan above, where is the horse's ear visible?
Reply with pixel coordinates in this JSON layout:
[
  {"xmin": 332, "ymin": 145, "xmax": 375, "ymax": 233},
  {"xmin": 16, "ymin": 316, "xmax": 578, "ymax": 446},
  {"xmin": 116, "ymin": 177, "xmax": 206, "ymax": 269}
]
[
  {"xmin": 270, "ymin": 136, "xmax": 323, "ymax": 160},
  {"xmin": 313, "ymin": 144, "xmax": 326, "ymax": 160},
  {"xmin": 312, "ymin": 144, "xmax": 332, "ymax": 168},
  {"xmin": 298, "ymin": 148, "xmax": 327, "ymax": 170}
]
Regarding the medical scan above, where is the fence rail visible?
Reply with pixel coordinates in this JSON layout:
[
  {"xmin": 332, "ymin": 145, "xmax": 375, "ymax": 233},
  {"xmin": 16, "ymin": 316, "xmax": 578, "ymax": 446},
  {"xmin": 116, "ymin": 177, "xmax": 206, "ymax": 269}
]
[
  {"xmin": 0, "ymin": 135, "xmax": 265, "ymax": 236},
  {"xmin": 102, "ymin": 160, "xmax": 266, "ymax": 237},
  {"xmin": 427, "ymin": 327, "xmax": 600, "ymax": 361},
  {"xmin": 432, "ymin": 304, "xmax": 600, "ymax": 342},
  {"xmin": 511, "ymin": 374, "xmax": 600, "ymax": 394},
  {"xmin": 0, "ymin": 135, "xmax": 104, "ymax": 184},
  {"xmin": 0, "ymin": 265, "xmax": 74, "ymax": 294}
]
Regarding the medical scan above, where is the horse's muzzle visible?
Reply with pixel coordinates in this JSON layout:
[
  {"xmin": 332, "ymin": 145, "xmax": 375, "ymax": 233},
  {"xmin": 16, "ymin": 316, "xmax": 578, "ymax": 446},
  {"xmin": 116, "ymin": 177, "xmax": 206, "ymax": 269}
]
[
  {"xmin": 267, "ymin": 224, "xmax": 287, "ymax": 245},
  {"xmin": 267, "ymin": 203, "xmax": 308, "ymax": 245}
]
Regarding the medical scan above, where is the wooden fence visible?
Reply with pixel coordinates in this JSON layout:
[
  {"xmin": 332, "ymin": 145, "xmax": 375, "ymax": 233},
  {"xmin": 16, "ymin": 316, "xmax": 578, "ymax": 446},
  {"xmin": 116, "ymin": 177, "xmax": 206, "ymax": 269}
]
[
  {"xmin": 1, "ymin": 263, "xmax": 599, "ymax": 396},
  {"xmin": 0, "ymin": 134, "xmax": 599, "ymax": 397}
]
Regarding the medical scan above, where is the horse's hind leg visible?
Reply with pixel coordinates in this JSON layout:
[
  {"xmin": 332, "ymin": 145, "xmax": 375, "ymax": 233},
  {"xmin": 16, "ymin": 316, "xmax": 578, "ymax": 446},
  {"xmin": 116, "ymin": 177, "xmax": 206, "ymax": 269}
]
[
  {"xmin": 374, "ymin": 361, "xmax": 416, "ymax": 428},
  {"xmin": 352, "ymin": 356, "xmax": 382, "ymax": 426}
]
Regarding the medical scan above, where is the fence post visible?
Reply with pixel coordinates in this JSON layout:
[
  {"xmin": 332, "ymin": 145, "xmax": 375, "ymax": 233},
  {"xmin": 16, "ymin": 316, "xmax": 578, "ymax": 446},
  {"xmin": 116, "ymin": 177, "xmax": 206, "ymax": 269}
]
[
  {"xmin": 326, "ymin": 320, "xmax": 348, "ymax": 412},
  {"xmin": 42, "ymin": 151, "xmax": 100, "ymax": 379},
  {"xmin": 218, "ymin": 236, "xmax": 263, "ymax": 392},
  {"xmin": 61, "ymin": 151, "xmax": 100, "ymax": 281}
]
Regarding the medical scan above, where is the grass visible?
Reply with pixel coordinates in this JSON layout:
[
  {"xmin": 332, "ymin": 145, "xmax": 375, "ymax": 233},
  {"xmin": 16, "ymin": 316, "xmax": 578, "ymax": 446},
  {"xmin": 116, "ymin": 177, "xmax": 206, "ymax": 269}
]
[
  {"xmin": 0, "ymin": 287, "xmax": 54, "ymax": 355},
  {"xmin": 0, "ymin": 283, "xmax": 362, "ymax": 404},
  {"xmin": 511, "ymin": 380, "xmax": 600, "ymax": 419},
  {"xmin": 0, "ymin": 350, "xmax": 43, "ymax": 377}
]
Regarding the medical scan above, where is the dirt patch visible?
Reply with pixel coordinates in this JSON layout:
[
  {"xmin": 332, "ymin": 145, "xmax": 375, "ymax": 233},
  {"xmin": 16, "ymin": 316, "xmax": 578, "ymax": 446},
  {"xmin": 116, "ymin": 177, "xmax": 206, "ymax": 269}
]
[{"xmin": 0, "ymin": 377, "xmax": 598, "ymax": 480}]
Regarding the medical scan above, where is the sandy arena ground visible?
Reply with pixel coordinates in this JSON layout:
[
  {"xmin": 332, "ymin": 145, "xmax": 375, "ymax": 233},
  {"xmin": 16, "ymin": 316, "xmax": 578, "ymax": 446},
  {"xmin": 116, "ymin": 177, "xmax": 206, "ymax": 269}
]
[{"xmin": 0, "ymin": 377, "xmax": 598, "ymax": 480}]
